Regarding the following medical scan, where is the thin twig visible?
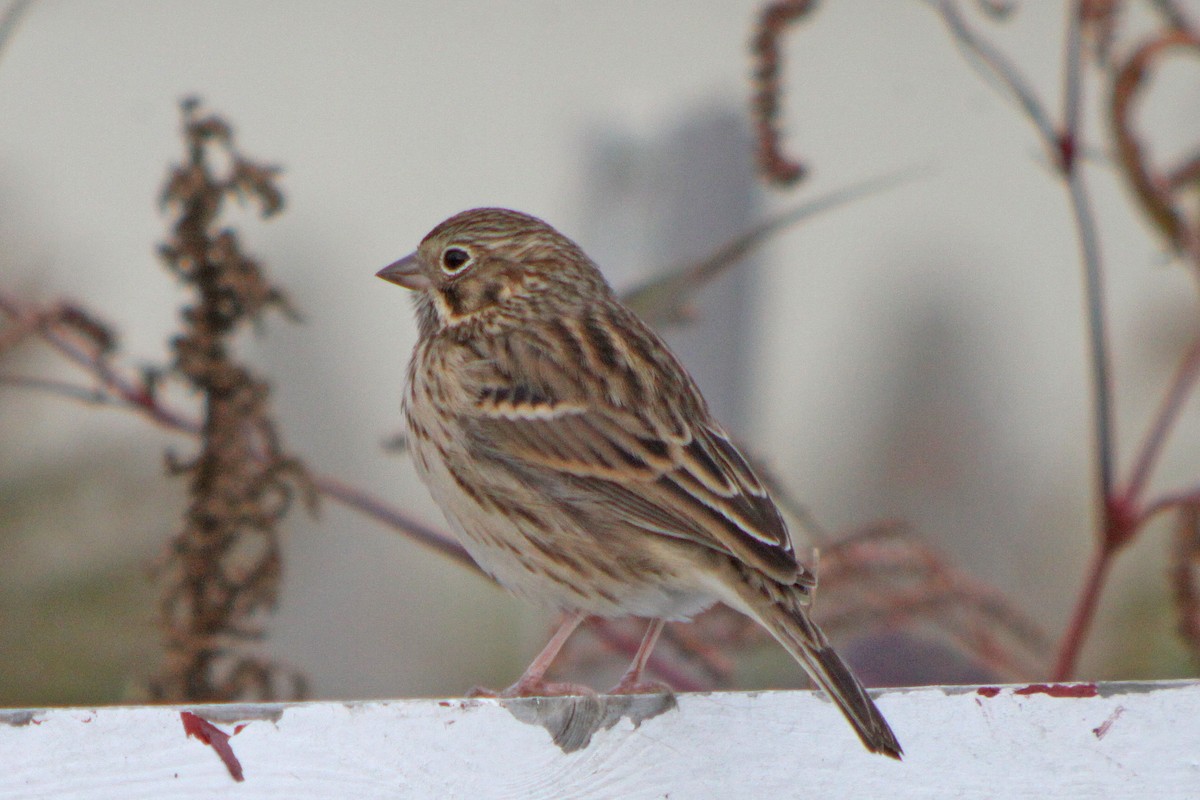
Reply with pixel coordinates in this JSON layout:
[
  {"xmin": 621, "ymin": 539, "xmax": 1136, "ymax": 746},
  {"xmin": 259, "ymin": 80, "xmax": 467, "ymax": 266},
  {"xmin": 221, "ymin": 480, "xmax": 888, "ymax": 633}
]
[
  {"xmin": 931, "ymin": 0, "xmax": 1059, "ymax": 150},
  {"xmin": 1143, "ymin": 486, "xmax": 1200, "ymax": 523},
  {"xmin": 1066, "ymin": 156, "xmax": 1116, "ymax": 529},
  {"xmin": 1051, "ymin": 547, "xmax": 1112, "ymax": 680},
  {"xmin": 0, "ymin": 0, "xmax": 32, "ymax": 68},
  {"xmin": 1056, "ymin": 1, "xmax": 1119, "ymax": 682},
  {"xmin": 1148, "ymin": 0, "xmax": 1198, "ymax": 33},
  {"xmin": 0, "ymin": 374, "xmax": 116, "ymax": 406},
  {"xmin": 621, "ymin": 168, "xmax": 926, "ymax": 325},
  {"xmin": 312, "ymin": 472, "xmax": 473, "ymax": 568},
  {"xmin": 1060, "ymin": 0, "xmax": 1084, "ymax": 172},
  {"xmin": 0, "ymin": 293, "xmax": 198, "ymax": 433},
  {"xmin": 1127, "ymin": 337, "xmax": 1200, "ymax": 504}
]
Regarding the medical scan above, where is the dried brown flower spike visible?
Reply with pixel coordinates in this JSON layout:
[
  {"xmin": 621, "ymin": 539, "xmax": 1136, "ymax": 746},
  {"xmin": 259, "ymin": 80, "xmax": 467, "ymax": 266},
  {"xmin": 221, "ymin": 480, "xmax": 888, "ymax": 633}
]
[{"xmin": 150, "ymin": 98, "xmax": 313, "ymax": 703}]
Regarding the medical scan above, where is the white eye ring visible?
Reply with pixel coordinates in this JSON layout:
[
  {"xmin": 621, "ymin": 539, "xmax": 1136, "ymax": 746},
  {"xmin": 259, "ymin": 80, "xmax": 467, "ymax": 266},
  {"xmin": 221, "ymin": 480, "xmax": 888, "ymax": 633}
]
[{"xmin": 441, "ymin": 246, "xmax": 472, "ymax": 274}]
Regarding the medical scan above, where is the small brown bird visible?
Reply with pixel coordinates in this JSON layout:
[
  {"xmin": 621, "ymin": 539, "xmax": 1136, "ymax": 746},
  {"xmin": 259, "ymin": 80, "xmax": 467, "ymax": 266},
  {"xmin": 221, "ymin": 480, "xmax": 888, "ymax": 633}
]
[{"xmin": 378, "ymin": 208, "xmax": 901, "ymax": 758}]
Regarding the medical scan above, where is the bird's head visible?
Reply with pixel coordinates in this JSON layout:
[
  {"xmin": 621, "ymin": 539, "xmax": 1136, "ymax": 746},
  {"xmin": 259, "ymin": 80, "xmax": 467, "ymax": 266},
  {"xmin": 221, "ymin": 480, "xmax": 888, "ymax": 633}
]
[{"xmin": 377, "ymin": 208, "xmax": 611, "ymax": 335}]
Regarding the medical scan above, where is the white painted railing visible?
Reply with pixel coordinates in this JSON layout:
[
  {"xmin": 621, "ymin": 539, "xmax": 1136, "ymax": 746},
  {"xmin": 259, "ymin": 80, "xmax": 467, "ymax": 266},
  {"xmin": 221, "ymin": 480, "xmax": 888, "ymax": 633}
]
[{"xmin": 2, "ymin": 681, "xmax": 1197, "ymax": 798}]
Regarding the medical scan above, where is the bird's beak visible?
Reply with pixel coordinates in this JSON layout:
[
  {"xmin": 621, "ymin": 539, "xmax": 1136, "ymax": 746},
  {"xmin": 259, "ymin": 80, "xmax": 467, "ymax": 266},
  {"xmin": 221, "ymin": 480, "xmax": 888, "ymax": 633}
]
[{"xmin": 376, "ymin": 252, "xmax": 431, "ymax": 290}]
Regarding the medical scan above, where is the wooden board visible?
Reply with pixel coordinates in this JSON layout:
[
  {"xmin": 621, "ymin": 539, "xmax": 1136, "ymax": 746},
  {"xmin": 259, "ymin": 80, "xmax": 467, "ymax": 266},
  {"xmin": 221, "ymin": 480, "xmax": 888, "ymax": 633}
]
[{"xmin": 2, "ymin": 681, "xmax": 1197, "ymax": 798}]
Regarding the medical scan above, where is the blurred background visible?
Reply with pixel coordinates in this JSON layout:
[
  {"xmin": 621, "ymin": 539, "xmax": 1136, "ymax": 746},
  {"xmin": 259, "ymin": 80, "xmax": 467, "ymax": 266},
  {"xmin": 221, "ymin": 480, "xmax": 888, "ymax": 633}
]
[{"xmin": 1, "ymin": 1, "xmax": 1199, "ymax": 705}]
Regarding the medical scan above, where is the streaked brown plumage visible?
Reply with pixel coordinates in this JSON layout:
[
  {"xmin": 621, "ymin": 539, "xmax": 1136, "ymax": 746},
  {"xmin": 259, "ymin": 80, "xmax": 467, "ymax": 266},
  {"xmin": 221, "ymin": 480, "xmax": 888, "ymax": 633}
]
[{"xmin": 378, "ymin": 207, "xmax": 902, "ymax": 758}]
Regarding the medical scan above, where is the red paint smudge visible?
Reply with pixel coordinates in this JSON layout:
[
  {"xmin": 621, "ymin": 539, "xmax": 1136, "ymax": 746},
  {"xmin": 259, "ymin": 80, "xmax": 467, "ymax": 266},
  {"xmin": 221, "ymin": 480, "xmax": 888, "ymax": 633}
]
[
  {"xmin": 181, "ymin": 711, "xmax": 245, "ymax": 782},
  {"xmin": 1092, "ymin": 705, "xmax": 1125, "ymax": 739},
  {"xmin": 1014, "ymin": 683, "xmax": 1098, "ymax": 698},
  {"xmin": 976, "ymin": 686, "xmax": 1001, "ymax": 698},
  {"xmin": 233, "ymin": 723, "xmax": 249, "ymax": 735}
]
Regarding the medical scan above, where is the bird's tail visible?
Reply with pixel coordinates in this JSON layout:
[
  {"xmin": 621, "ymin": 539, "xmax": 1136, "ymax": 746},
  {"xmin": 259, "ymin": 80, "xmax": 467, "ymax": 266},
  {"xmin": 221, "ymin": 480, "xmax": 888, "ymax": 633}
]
[{"xmin": 726, "ymin": 568, "xmax": 903, "ymax": 759}]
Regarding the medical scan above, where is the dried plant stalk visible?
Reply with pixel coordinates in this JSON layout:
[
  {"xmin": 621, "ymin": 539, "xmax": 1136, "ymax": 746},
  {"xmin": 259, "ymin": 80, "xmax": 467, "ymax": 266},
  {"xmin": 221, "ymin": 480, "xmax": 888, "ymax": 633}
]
[
  {"xmin": 149, "ymin": 98, "xmax": 312, "ymax": 702},
  {"xmin": 816, "ymin": 523, "xmax": 1051, "ymax": 680},
  {"xmin": 1110, "ymin": 27, "xmax": 1200, "ymax": 270},
  {"xmin": 750, "ymin": 0, "xmax": 814, "ymax": 187}
]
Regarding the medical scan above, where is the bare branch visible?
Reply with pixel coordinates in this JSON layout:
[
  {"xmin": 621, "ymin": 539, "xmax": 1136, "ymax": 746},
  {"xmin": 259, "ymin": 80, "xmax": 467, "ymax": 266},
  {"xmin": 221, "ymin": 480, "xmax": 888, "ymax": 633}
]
[
  {"xmin": 0, "ymin": 0, "xmax": 32, "ymax": 69},
  {"xmin": 621, "ymin": 169, "xmax": 925, "ymax": 326},
  {"xmin": 930, "ymin": 0, "xmax": 1059, "ymax": 153}
]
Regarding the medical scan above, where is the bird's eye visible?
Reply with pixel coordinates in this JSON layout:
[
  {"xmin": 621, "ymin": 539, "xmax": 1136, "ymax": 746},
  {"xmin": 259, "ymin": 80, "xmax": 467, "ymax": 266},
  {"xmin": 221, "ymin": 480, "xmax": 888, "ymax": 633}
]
[{"xmin": 441, "ymin": 247, "xmax": 472, "ymax": 273}]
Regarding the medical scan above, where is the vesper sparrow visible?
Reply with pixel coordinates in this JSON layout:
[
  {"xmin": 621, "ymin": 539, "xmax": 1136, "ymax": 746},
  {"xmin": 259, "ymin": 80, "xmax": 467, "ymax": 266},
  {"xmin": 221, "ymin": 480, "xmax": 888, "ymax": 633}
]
[{"xmin": 378, "ymin": 208, "xmax": 901, "ymax": 758}]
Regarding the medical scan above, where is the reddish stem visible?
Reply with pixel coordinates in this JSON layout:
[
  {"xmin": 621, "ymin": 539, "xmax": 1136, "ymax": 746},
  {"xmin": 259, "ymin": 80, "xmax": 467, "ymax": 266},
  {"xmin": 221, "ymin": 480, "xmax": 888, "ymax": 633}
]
[
  {"xmin": 1126, "ymin": 336, "xmax": 1200, "ymax": 502},
  {"xmin": 1056, "ymin": 337, "xmax": 1200, "ymax": 678},
  {"xmin": 1051, "ymin": 546, "xmax": 1114, "ymax": 680},
  {"xmin": 312, "ymin": 472, "xmax": 473, "ymax": 568}
]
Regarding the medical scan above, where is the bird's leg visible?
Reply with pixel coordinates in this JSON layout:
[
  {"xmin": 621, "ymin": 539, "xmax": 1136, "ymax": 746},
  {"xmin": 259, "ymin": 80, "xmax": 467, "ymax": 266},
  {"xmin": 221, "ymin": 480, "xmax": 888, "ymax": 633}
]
[
  {"xmin": 608, "ymin": 618, "xmax": 673, "ymax": 695},
  {"xmin": 469, "ymin": 610, "xmax": 594, "ymax": 698}
]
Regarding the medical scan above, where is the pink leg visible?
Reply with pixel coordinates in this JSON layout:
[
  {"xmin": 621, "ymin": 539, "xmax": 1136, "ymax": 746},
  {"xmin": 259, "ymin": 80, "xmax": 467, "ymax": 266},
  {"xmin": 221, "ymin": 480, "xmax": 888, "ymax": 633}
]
[
  {"xmin": 608, "ymin": 619, "xmax": 673, "ymax": 695},
  {"xmin": 470, "ymin": 611, "xmax": 594, "ymax": 698}
]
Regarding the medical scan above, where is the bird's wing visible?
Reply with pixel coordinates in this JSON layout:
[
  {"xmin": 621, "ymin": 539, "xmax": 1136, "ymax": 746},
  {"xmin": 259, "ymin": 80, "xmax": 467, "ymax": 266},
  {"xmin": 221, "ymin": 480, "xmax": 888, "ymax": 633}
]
[{"xmin": 457, "ymin": 316, "xmax": 808, "ymax": 586}]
